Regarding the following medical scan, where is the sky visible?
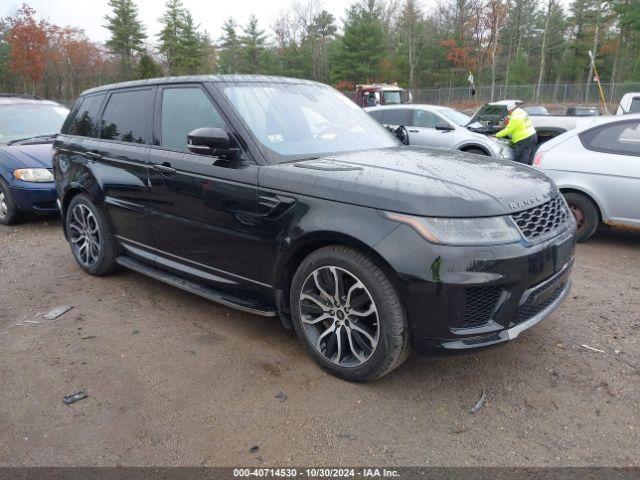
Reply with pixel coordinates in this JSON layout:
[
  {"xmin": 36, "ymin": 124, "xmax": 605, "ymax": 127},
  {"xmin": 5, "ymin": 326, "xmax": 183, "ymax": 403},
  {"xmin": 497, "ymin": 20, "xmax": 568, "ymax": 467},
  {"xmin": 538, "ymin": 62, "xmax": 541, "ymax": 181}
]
[{"xmin": 1, "ymin": 0, "xmax": 383, "ymax": 44}]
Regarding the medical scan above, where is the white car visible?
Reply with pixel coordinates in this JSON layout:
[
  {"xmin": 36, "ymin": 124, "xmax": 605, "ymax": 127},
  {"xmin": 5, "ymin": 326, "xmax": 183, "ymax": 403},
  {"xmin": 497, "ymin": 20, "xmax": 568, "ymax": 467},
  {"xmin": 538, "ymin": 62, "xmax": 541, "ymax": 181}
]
[
  {"xmin": 616, "ymin": 92, "xmax": 640, "ymax": 115},
  {"xmin": 534, "ymin": 114, "xmax": 640, "ymax": 241},
  {"xmin": 365, "ymin": 104, "xmax": 514, "ymax": 160}
]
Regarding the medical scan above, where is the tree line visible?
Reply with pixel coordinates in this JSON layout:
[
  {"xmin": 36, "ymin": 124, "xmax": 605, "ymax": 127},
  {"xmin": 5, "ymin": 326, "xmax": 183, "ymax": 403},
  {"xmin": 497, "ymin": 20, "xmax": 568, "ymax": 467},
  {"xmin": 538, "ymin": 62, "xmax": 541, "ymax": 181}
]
[{"xmin": 0, "ymin": 0, "xmax": 639, "ymax": 102}]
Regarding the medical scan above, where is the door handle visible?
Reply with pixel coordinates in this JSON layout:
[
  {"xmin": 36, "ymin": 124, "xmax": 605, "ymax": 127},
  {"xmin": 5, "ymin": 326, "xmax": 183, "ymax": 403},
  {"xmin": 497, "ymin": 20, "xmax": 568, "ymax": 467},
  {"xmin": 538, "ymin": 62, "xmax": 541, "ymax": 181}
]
[
  {"xmin": 408, "ymin": 129, "xmax": 419, "ymax": 133},
  {"xmin": 85, "ymin": 151, "xmax": 101, "ymax": 160},
  {"xmin": 152, "ymin": 163, "xmax": 176, "ymax": 175}
]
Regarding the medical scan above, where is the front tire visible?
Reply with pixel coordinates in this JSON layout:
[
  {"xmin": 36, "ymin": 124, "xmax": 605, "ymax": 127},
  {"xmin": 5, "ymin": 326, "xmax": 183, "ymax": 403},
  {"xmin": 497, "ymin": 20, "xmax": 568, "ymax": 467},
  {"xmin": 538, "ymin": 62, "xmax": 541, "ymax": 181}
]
[
  {"xmin": 290, "ymin": 246, "xmax": 410, "ymax": 382},
  {"xmin": 66, "ymin": 194, "xmax": 118, "ymax": 276},
  {"xmin": 0, "ymin": 178, "xmax": 20, "ymax": 225},
  {"xmin": 564, "ymin": 192, "xmax": 599, "ymax": 242}
]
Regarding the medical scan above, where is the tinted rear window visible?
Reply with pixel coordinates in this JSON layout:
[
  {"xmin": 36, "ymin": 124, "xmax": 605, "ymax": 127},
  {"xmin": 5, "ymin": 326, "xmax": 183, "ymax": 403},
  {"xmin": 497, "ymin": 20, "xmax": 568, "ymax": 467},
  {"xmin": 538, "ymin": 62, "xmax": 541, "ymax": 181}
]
[
  {"xmin": 630, "ymin": 98, "xmax": 640, "ymax": 114},
  {"xmin": 100, "ymin": 89, "xmax": 153, "ymax": 144},
  {"xmin": 64, "ymin": 94, "xmax": 105, "ymax": 137}
]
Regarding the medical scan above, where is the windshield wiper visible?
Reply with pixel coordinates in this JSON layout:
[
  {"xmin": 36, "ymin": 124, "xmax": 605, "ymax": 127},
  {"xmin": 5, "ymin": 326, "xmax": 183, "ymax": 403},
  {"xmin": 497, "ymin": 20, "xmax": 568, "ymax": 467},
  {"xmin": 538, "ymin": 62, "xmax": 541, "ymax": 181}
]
[{"xmin": 7, "ymin": 133, "xmax": 58, "ymax": 146}]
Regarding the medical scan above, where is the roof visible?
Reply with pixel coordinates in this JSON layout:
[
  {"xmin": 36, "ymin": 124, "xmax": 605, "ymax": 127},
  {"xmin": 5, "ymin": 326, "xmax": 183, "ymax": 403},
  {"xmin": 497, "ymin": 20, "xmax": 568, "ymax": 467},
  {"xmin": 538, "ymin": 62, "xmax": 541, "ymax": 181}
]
[
  {"xmin": 81, "ymin": 75, "xmax": 322, "ymax": 97},
  {"xmin": 364, "ymin": 104, "xmax": 454, "ymax": 111},
  {"xmin": 0, "ymin": 96, "xmax": 63, "ymax": 107}
]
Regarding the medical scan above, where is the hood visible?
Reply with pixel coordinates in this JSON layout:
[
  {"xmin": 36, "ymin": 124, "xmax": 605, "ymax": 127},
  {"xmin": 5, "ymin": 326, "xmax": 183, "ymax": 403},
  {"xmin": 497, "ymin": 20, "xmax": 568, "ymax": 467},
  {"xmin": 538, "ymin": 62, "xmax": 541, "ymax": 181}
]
[
  {"xmin": 1, "ymin": 143, "xmax": 54, "ymax": 169},
  {"xmin": 260, "ymin": 146, "xmax": 556, "ymax": 217}
]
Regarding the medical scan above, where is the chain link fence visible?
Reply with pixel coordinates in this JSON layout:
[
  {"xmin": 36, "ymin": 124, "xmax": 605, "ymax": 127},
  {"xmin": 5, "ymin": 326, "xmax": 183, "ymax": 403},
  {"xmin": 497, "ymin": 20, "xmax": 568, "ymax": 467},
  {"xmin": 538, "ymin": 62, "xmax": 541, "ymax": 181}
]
[{"xmin": 409, "ymin": 82, "xmax": 640, "ymax": 111}]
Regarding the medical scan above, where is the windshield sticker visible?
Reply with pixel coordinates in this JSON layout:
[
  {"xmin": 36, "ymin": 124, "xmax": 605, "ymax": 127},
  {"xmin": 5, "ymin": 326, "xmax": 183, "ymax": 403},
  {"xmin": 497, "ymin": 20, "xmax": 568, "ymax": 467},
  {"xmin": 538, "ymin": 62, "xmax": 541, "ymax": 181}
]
[{"xmin": 268, "ymin": 134, "xmax": 284, "ymax": 143}]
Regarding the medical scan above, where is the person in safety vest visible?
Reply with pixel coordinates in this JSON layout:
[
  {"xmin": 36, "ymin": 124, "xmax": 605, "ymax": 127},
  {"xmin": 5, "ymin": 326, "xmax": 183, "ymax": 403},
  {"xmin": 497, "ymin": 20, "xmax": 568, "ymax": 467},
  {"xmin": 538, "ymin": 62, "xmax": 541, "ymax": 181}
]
[{"xmin": 496, "ymin": 101, "xmax": 538, "ymax": 165}]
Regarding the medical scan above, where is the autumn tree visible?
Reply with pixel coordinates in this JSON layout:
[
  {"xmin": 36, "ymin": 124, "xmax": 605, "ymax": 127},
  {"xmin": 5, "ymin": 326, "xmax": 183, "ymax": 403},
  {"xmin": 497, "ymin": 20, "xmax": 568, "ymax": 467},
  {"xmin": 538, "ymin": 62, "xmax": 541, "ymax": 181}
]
[{"xmin": 6, "ymin": 4, "xmax": 48, "ymax": 93}]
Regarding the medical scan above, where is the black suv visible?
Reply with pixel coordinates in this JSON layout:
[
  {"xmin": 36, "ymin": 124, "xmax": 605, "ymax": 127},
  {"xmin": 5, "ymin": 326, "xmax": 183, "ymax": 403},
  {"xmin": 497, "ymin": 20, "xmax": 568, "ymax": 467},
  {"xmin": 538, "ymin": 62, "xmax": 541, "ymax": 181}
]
[{"xmin": 53, "ymin": 76, "xmax": 576, "ymax": 381}]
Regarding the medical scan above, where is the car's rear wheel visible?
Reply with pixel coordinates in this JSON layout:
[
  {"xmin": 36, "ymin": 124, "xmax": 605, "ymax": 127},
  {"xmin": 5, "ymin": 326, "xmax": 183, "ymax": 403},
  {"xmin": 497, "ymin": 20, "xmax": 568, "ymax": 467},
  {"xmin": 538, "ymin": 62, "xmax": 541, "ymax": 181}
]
[
  {"xmin": 564, "ymin": 192, "xmax": 599, "ymax": 242},
  {"xmin": 66, "ymin": 194, "xmax": 118, "ymax": 276},
  {"xmin": 290, "ymin": 246, "xmax": 410, "ymax": 382},
  {"xmin": 0, "ymin": 178, "xmax": 20, "ymax": 226}
]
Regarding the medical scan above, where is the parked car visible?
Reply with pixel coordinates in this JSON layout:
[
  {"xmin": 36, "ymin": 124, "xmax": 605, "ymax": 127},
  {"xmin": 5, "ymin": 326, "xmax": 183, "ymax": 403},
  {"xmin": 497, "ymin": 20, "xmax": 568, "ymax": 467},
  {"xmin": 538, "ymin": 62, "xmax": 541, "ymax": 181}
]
[
  {"xmin": 54, "ymin": 76, "xmax": 576, "ymax": 381},
  {"xmin": 616, "ymin": 92, "xmax": 640, "ymax": 115},
  {"xmin": 470, "ymin": 100, "xmax": 587, "ymax": 143},
  {"xmin": 0, "ymin": 94, "xmax": 69, "ymax": 225},
  {"xmin": 566, "ymin": 106, "xmax": 600, "ymax": 116},
  {"xmin": 365, "ymin": 104, "xmax": 514, "ymax": 160},
  {"xmin": 534, "ymin": 114, "xmax": 640, "ymax": 241},
  {"xmin": 524, "ymin": 105, "xmax": 550, "ymax": 116}
]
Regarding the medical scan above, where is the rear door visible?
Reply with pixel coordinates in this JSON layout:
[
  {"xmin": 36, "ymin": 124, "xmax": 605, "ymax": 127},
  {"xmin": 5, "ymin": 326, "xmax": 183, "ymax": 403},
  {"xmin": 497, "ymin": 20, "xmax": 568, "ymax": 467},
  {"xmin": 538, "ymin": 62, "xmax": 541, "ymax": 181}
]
[
  {"xmin": 147, "ymin": 83, "xmax": 261, "ymax": 287},
  {"xmin": 95, "ymin": 87, "xmax": 155, "ymax": 246},
  {"xmin": 579, "ymin": 119, "xmax": 640, "ymax": 227}
]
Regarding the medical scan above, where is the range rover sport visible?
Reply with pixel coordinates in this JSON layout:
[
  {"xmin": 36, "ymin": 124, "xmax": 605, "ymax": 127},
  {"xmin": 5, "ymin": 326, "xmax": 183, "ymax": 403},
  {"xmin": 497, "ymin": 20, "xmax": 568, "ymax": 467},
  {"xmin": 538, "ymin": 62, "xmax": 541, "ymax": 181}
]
[{"xmin": 53, "ymin": 76, "xmax": 577, "ymax": 382}]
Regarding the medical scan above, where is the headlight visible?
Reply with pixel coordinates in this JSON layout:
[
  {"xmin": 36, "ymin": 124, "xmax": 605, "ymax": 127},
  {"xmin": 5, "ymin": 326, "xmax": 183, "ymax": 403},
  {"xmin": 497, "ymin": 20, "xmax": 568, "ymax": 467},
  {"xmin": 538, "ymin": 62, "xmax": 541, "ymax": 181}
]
[
  {"xmin": 13, "ymin": 168, "xmax": 54, "ymax": 182},
  {"xmin": 381, "ymin": 211, "xmax": 522, "ymax": 245}
]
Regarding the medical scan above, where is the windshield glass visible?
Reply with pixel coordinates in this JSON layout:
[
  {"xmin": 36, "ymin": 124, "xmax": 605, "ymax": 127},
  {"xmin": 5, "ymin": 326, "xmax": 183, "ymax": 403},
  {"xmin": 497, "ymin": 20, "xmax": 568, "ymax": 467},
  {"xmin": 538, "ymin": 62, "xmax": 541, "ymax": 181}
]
[
  {"xmin": 438, "ymin": 107, "xmax": 471, "ymax": 126},
  {"xmin": 0, "ymin": 103, "xmax": 69, "ymax": 144},
  {"xmin": 222, "ymin": 82, "xmax": 399, "ymax": 161},
  {"xmin": 383, "ymin": 90, "xmax": 402, "ymax": 105}
]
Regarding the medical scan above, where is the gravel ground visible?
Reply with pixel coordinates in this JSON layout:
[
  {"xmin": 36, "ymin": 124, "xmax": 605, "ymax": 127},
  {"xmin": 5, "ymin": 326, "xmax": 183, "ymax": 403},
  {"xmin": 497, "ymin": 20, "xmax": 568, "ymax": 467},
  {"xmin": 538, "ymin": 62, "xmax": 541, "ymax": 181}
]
[{"xmin": 0, "ymin": 218, "xmax": 638, "ymax": 467}]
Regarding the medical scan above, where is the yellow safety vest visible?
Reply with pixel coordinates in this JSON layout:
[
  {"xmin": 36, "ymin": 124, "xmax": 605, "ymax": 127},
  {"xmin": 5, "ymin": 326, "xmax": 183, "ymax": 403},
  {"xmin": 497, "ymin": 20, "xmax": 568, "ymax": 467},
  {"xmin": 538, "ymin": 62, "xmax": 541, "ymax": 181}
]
[{"xmin": 496, "ymin": 108, "xmax": 536, "ymax": 143}]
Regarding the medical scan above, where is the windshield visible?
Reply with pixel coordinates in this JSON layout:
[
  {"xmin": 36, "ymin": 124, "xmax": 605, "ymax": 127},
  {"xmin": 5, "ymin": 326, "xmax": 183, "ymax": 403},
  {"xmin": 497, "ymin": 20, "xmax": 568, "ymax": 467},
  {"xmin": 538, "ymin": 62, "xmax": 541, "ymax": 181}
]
[
  {"xmin": 383, "ymin": 90, "xmax": 402, "ymax": 105},
  {"xmin": 0, "ymin": 103, "xmax": 69, "ymax": 144},
  {"xmin": 222, "ymin": 82, "xmax": 399, "ymax": 162},
  {"xmin": 438, "ymin": 107, "xmax": 471, "ymax": 126}
]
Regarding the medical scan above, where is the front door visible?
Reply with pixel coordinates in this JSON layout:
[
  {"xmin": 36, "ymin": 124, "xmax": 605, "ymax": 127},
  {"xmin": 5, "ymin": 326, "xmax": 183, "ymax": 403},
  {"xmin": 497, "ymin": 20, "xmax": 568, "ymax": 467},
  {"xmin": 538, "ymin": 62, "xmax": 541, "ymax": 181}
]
[
  {"xmin": 147, "ymin": 84, "xmax": 261, "ymax": 290},
  {"xmin": 408, "ymin": 109, "xmax": 455, "ymax": 149}
]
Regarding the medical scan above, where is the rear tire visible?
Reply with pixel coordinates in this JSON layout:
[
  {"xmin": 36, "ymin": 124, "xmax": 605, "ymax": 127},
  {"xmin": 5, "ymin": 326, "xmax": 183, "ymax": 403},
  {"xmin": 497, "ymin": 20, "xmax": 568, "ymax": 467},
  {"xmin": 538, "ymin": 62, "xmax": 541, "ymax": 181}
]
[
  {"xmin": 290, "ymin": 245, "xmax": 410, "ymax": 382},
  {"xmin": 0, "ymin": 177, "xmax": 20, "ymax": 226},
  {"xmin": 66, "ymin": 194, "xmax": 119, "ymax": 276},
  {"xmin": 564, "ymin": 192, "xmax": 599, "ymax": 242}
]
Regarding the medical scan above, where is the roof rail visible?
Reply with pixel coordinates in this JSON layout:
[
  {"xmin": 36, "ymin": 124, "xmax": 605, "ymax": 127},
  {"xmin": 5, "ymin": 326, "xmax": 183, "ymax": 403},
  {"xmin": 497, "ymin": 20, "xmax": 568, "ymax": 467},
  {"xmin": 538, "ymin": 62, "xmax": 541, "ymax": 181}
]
[{"xmin": 0, "ymin": 93, "xmax": 44, "ymax": 100}]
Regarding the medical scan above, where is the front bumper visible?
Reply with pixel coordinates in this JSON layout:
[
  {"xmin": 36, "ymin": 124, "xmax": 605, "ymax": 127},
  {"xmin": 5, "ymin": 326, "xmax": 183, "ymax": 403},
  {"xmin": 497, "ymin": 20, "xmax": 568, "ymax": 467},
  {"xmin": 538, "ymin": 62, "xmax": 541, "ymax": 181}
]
[
  {"xmin": 9, "ymin": 183, "xmax": 58, "ymax": 213},
  {"xmin": 374, "ymin": 224, "xmax": 576, "ymax": 354}
]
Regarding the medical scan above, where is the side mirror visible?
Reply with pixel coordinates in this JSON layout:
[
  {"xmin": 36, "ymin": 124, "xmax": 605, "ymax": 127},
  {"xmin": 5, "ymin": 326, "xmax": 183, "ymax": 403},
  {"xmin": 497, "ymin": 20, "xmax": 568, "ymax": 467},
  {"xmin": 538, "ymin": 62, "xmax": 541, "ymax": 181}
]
[
  {"xmin": 187, "ymin": 127, "xmax": 239, "ymax": 158},
  {"xmin": 436, "ymin": 122, "xmax": 454, "ymax": 132}
]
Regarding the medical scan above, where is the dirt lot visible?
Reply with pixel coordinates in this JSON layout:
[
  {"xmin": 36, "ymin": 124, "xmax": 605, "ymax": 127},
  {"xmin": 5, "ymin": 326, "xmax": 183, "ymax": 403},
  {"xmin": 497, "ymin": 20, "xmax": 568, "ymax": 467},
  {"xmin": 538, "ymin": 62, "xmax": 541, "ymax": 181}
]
[{"xmin": 0, "ymin": 218, "xmax": 638, "ymax": 467}]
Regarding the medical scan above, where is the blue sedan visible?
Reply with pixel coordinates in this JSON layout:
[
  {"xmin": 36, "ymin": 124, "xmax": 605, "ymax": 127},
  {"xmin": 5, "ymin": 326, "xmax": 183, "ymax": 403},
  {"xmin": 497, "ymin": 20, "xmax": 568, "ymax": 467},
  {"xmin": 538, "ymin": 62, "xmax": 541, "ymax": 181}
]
[{"xmin": 0, "ymin": 95, "xmax": 69, "ymax": 225}]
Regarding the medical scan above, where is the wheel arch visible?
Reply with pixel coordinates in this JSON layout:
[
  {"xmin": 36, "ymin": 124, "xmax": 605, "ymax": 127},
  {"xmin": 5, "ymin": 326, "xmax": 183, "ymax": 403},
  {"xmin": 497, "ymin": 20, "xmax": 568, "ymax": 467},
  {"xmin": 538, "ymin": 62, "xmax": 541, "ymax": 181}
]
[
  {"xmin": 277, "ymin": 231, "xmax": 405, "ymax": 318},
  {"xmin": 458, "ymin": 143, "xmax": 491, "ymax": 156},
  {"xmin": 559, "ymin": 187, "xmax": 603, "ymax": 223},
  {"xmin": 60, "ymin": 185, "xmax": 102, "ymax": 237}
]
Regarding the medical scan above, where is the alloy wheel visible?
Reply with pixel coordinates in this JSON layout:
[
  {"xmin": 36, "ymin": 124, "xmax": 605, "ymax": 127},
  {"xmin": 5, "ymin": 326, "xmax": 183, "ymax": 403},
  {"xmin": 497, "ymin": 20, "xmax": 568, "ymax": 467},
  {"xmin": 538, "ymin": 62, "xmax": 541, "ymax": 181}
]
[
  {"xmin": 299, "ymin": 266, "xmax": 380, "ymax": 368},
  {"xmin": 0, "ymin": 191, "xmax": 7, "ymax": 220},
  {"xmin": 69, "ymin": 204, "xmax": 101, "ymax": 267}
]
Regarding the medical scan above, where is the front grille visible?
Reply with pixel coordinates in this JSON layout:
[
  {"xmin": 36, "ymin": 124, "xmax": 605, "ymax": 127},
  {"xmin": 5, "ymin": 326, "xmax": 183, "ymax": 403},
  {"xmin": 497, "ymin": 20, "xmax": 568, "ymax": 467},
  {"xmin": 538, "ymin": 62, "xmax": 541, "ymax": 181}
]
[
  {"xmin": 459, "ymin": 287, "xmax": 502, "ymax": 328},
  {"xmin": 511, "ymin": 195, "xmax": 570, "ymax": 241},
  {"xmin": 516, "ymin": 276, "xmax": 567, "ymax": 323}
]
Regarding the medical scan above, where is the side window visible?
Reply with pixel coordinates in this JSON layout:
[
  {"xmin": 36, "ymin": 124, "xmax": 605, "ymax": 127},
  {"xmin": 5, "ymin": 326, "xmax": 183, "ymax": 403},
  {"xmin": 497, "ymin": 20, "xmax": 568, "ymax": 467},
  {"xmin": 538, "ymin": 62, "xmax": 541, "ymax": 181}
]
[
  {"xmin": 368, "ymin": 110, "xmax": 384, "ymax": 123},
  {"xmin": 381, "ymin": 109, "xmax": 412, "ymax": 126},
  {"xmin": 160, "ymin": 87, "xmax": 226, "ymax": 152},
  {"xmin": 580, "ymin": 120, "xmax": 640, "ymax": 157},
  {"xmin": 100, "ymin": 89, "xmax": 153, "ymax": 144},
  {"xmin": 414, "ymin": 110, "xmax": 440, "ymax": 128},
  {"xmin": 64, "ymin": 94, "xmax": 105, "ymax": 137},
  {"xmin": 629, "ymin": 98, "xmax": 640, "ymax": 114}
]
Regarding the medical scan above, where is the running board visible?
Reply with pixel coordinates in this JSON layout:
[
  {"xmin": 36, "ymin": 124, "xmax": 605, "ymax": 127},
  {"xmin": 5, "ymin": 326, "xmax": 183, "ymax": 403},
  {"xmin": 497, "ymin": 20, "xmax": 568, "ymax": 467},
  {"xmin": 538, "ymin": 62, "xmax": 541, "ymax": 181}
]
[{"xmin": 116, "ymin": 255, "xmax": 277, "ymax": 317}]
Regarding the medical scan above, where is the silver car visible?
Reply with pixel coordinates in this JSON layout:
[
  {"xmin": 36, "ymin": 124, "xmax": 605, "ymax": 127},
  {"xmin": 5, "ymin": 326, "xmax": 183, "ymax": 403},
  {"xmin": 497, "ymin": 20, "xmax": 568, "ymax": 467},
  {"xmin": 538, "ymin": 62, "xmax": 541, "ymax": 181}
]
[
  {"xmin": 534, "ymin": 114, "xmax": 640, "ymax": 241},
  {"xmin": 365, "ymin": 104, "xmax": 513, "ymax": 160}
]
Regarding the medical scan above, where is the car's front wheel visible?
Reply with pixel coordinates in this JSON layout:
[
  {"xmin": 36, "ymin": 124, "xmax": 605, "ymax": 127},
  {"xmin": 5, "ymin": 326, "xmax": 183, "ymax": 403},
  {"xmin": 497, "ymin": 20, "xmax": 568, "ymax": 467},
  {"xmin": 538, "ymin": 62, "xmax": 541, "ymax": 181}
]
[
  {"xmin": 290, "ymin": 246, "xmax": 410, "ymax": 382},
  {"xmin": 0, "ymin": 178, "xmax": 19, "ymax": 225},
  {"xmin": 66, "ymin": 194, "xmax": 118, "ymax": 276}
]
